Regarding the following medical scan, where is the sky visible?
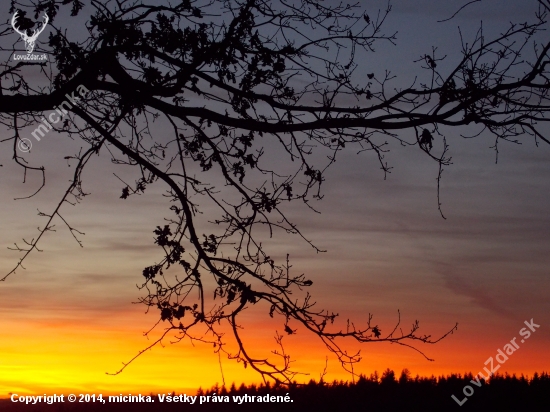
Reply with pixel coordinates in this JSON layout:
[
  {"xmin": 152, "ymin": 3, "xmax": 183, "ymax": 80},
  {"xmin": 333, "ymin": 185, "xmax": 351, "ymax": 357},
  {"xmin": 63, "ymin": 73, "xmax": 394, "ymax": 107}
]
[{"xmin": 0, "ymin": 0, "xmax": 549, "ymax": 398}]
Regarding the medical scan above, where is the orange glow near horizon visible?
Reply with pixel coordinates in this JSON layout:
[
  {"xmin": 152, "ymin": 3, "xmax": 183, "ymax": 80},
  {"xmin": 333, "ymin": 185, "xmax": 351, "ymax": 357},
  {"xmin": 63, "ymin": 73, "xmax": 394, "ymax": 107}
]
[
  {"xmin": 1, "ymin": 0, "xmax": 550, "ymax": 402},
  {"xmin": 1, "ymin": 296, "xmax": 548, "ymax": 398}
]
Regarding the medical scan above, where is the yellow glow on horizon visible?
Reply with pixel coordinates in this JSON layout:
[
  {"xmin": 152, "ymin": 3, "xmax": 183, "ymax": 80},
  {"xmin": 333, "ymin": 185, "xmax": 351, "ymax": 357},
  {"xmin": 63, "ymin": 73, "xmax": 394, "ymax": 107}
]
[{"xmin": 2, "ymin": 306, "xmax": 547, "ymax": 399}]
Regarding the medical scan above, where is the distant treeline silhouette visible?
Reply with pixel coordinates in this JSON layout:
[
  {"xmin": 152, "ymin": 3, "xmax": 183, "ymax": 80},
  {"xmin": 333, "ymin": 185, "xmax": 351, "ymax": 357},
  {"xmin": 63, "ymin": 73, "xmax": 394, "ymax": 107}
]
[{"xmin": 2, "ymin": 370, "xmax": 549, "ymax": 412}]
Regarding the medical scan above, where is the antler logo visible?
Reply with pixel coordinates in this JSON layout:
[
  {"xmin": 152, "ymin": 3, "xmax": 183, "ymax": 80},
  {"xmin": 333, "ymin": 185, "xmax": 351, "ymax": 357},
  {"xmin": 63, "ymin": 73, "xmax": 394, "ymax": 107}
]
[{"xmin": 11, "ymin": 11, "xmax": 49, "ymax": 54}]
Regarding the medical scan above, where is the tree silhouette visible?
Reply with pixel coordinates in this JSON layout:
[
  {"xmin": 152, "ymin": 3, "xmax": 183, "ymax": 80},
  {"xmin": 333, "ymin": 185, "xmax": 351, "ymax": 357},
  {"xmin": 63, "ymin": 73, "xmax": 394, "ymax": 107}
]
[{"xmin": 1, "ymin": 0, "xmax": 549, "ymax": 383}]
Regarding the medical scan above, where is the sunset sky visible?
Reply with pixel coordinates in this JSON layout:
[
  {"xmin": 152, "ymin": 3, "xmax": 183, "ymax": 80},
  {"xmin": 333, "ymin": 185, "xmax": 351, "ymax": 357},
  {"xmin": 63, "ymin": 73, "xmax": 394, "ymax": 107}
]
[{"xmin": 0, "ymin": 0, "xmax": 549, "ymax": 397}]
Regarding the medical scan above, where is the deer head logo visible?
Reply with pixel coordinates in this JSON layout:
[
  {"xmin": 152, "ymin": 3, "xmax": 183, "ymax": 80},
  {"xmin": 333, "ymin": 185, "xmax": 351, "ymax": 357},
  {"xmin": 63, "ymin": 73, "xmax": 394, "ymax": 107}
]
[{"xmin": 11, "ymin": 11, "xmax": 49, "ymax": 54}]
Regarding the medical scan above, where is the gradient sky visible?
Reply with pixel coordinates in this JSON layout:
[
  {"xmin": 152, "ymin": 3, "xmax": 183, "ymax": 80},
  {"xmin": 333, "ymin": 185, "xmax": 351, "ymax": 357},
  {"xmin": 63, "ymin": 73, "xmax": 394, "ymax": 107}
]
[{"xmin": 0, "ymin": 0, "xmax": 549, "ymax": 397}]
